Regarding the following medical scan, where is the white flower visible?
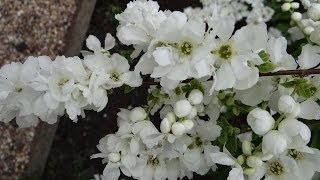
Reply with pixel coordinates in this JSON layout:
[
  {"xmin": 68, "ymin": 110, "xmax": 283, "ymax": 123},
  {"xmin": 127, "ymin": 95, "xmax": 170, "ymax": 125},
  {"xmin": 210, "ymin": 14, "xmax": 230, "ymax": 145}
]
[
  {"xmin": 208, "ymin": 17, "xmax": 268, "ymax": 92},
  {"xmin": 247, "ymin": 108, "xmax": 275, "ymax": 136},
  {"xmin": 115, "ymin": 0, "xmax": 166, "ymax": 48},
  {"xmin": 262, "ymin": 130, "xmax": 288, "ymax": 155},
  {"xmin": 264, "ymin": 156, "xmax": 299, "ymax": 180},
  {"xmin": 171, "ymin": 122, "xmax": 186, "ymax": 136},
  {"xmin": 278, "ymin": 119, "xmax": 311, "ymax": 149},
  {"xmin": 308, "ymin": 3, "xmax": 320, "ymax": 21},
  {"xmin": 85, "ymin": 33, "xmax": 115, "ymax": 56}
]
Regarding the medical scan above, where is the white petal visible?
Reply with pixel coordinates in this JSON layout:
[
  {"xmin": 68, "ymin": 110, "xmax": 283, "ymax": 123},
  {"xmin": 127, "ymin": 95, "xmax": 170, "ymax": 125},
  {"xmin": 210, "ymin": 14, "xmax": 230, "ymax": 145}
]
[
  {"xmin": 209, "ymin": 16, "xmax": 235, "ymax": 41},
  {"xmin": 104, "ymin": 33, "xmax": 115, "ymax": 50},
  {"xmin": 110, "ymin": 54, "xmax": 130, "ymax": 73},
  {"xmin": 102, "ymin": 163, "xmax": 120, "ymax": 180},
  {"xmin": 210, "ymin": 152, "xmax": 235, "ymax": 166},
  {"xmin": 153, "ymin": 47, "xmax": 173, "ymax": 66},
  {"xmin": 214, "ymin": 63, "xmax": 236, "ymax": 90},
  {"xmin": 233, "ymin": 67, "xmax": 259, "ymax": 90},
  {"xmin": 233, "ymin": 23, "xmax": 268, "ymax": 54},
  {"xmin": 86, "ymin": 35, "xmax": 101, "ymax": 52},
  {"xmin": 117, "ymin": 25, "xmax": 149, "ymax": 45},
  {"xmin": 122, "ymin": 71, "xmax": 142, "ymax": 87},
  {"xmin": 167, "ymin": 62, "xmax": 189, "ymax": 81},
  {"xmin": 228, "ymin": 168, "xmax": 244, "ymax": 180},
  {"xmin": 134, "ymin": 54, "xmax": 157, "ymax": 75},
  {"xmin": 298, "ymin": 44, "xmax": 320, "ymax": 69},
  {"xmin": 299, "ymin": 99, "xmax": 320, "ymax": 120}
]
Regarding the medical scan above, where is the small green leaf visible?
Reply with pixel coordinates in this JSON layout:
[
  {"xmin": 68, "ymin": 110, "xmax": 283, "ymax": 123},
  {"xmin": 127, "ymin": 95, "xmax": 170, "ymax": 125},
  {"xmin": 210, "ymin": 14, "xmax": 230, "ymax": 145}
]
[
  {"xmin": 124, "ymin": 85, "xmax": 135, "ymax": 94},
  {"xmin": 257, "ymin": 62, "xmax": 276, "ymax": 73},
  {"xmin": 258, "ymin": 50, "xmax": 271, "ymax": 63},
  {"xmin": 296, "ymin": 83, "xmax": 318, "ymax": 98}
]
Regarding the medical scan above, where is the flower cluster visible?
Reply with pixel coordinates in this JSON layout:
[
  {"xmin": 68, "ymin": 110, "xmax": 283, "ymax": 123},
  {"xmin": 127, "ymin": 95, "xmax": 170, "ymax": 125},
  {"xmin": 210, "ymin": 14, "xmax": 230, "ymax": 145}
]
[
  {"xmin": 0, "ymin": 34, "xmax": 142, "ymax": 127},
  {"xmin": 1, "ymin": 0, "xmax": 320, "ymax": 180},
  {"xmin": 184, "ymin": 0, "xmax": 274, "ymax": 24}
]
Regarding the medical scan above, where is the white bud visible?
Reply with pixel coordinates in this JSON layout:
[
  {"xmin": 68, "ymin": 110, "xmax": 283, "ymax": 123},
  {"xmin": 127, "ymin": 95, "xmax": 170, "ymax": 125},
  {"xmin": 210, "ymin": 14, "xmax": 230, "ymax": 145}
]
[
  {"xmin": 108, "ymin": 152, "xmax": 121, "ymax": 163},
  {"xmin": 246, "ymin": 156, "xmax": 262, "ymax": 168},
  {"xmin": 247, "ymin": 108, "xmax": 275, "ymax": 136},
  {"xmin": 304, "ymin": 26, "xmax": 315, "ymax": 35},
  {"xmin": 291, "ymin": 12, "xmax": 302, "ymax": 21},
  {"xmin": 174, "ymin": 99, "xmax": 192, "ymax": 118},
  {"xmin": 188, "ymin": 89, "xmax": 204, "ymax": 105},
  {"xmin": 166, "ymin": 112, "xmax": 176, "ymax": 123},
  {"xmin": 308, "ymin": 3, "xmax": 320, "ymax": 21},
  {"xmin": 186, "ymin": 107, "xmax": 197, "ymax": 119},
  {"xmin": 262, "ymin": 130, "xmax": 287, "ymax": 155},
  {"xmin": 171, "ymin": 122, "xmax": 186, "ymax": 136},
  {"xmin": 160, "ymin": 118, "xmax": 172, "ymax": 133},
  {"xmin": 237, "ymin": 155, "xmax": 245, "ymax": 165},
  {"xmin": 181, "ymin": 119, "xmax": 194, "ymax": 131},
  {"xmin": 281, "ymin": 3, "xmax": 291, "ymax": 11},
  {"xmin": 278, "ymin": 95, "xmax": 296, "ymax": 114},
  {"xmin": 242, "ymin": 140, "xmax": 252, "ymax": 155},
  {"xmin": 130, "ymin": 107, "xmax": 147, "ymax": 122},
  {"xmin": 290, "ymin": 2, "xmax": 300, "ymax": 9}
]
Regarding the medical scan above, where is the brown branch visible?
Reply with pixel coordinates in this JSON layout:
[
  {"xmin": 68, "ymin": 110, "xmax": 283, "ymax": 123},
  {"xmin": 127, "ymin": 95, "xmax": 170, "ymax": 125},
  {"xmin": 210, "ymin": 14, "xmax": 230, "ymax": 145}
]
[{"xmin": 259, "ymin": 69, "xmax": 320, "ymax": 77}]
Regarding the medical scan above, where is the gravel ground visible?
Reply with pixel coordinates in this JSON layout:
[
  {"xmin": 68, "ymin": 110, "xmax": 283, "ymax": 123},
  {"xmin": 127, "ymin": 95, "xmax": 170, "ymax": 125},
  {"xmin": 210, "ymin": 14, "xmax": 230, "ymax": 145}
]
[{"xmin": 0, "ymin": 0, "xmax": 78, "ymax": 179}]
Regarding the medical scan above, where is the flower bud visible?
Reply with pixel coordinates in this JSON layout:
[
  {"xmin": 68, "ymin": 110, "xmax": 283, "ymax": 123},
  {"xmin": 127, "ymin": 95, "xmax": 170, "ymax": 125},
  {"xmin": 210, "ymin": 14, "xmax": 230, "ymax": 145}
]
[
  {"xmin": 171, "ymin": 122, "xmax": 186, "ymax": 136},
  {"xmin": 262, "ymin": 130, "xmax": 287, "ymax": 155},
  {"xmin": 290, "ymin": 2, "xmax": 300, "ymax": 9},
  {"xmin": 304, "ymin": 26, "xmax": 315, "ymax": 35},
  {"xmin": 237, "ymin": 155, "xmax": 245, "ymax": 165},
  {"xmin": 130, "ymin": 107, "xmax": 147, "ymax": 122},
  {"xmin": 291, "ymin": 12, "xmax": 302, "ymax": 21},
  {"xmin": 108, "ymin": 152, "xmax": 121, "ymax": 163},
  {"xmin": 166, "ymin": 112, "xmax": 176, "ymax": 123},
  {"xmin": 281, "ymin": 3, "xmax": 291, "ymax": 11},
  {"xmin": 247, "ymin": 108, "xmax": 275, "ymax": 136},
  {"xmin": 278, "ymin": 95, "xmax": 296, "ymax": 114},
  {"xmin": 246, "ymin": 156, "xmax": 262, "ymax": 168},
  {"xmin": 167, "ymin": 134, "xmax": 176, "ymax": 143},
  {"xmin": 174, "ymin": 100, "xmax": 192, "ymax": 118},
  {"xmin": 308, "ymin": 3, "xmax": 320, "ymax": 21},
  {"xmin": 242, "ymin": 140, "xmax": 252, "ymax": 155},
  {"xmin": 182, "ymin": 119, "xmax": 194, "ymax": 131},
  {"xmin": 188, "ymin": 89, "xmax": 204, "ymax": 105},
  {"xmin": 160, "ymin": 118, "xmax": 172, "ymax": 133}
]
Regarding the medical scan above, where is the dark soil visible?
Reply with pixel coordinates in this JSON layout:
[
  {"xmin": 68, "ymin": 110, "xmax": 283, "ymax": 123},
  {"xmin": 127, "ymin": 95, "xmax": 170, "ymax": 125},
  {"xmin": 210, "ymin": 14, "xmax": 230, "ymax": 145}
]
[{"xmin": 42, "ymin": 1, "xmax": 202, "ymax": 180}]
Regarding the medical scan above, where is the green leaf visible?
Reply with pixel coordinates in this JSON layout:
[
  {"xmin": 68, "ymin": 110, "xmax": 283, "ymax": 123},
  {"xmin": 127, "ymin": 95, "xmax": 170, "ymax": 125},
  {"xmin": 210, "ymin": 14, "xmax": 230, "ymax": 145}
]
[
  {"xmin": 296, "ymin": 83, "xmax": 318, "ymax": 98},
  {"xmin": 257, "ymin": 62, "xmax": 276, "ymax": 73},
  {"xmin": 124, "ymin": 85, "xmax": 135, "ymax": 94},
  {"xmin": 258, "ymin": 50, "xmax": 271, "ymax": 63},
  {"xmin": 218, "ymin": 130, "xmax": 228, "ymax": 145}
]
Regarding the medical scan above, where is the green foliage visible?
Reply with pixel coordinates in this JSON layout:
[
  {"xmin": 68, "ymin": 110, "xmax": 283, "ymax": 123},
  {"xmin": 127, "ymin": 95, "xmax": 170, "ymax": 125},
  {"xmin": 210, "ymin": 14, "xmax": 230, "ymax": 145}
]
[
  {"xmin": 20, "ymin": 176, "xmax": 41, "ymax": 180},
  {"xmin": 281, "ymin": 78, "xmax": 318, "ymax": 98},
  {"xmin": 258, "ymin": 62, "xmax": 276, "ymax": 73},
  {"xmin": 310, "ymin": 123, "xmax": 320, "ymax": 149},
  {"xmin": 178, "ymin": 79, "xmax": 205, "ymax": 97}
]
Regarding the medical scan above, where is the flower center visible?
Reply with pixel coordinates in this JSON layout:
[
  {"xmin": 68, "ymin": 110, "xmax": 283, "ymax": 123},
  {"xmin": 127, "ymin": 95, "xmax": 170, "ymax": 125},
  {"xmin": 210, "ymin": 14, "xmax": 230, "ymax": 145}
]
[
  {"xmin": 147, "ymin": 156, "xmax": 160, "ymax": 167},
  {"xmin": 188, "ymin": 136, "xmax": 204, "ymax": 149},
  {"xmin": 180, "ymin": 41, "xmax": 192, "ymax": 56},
  {"xmin": 269, "ymin": 161, "xmax": 285, "ymax": 176},
  {"xmin": 101, "ymin": 49, "xmax": 111, "ymax": 57},
  {"xmin": 288, "ymin": 149, "xmax": 304, "ymax": 161},
  {"xmin": 110, "ymin": 72, "xmax": 120, "ymax": 81},
  {"xmin": 58, "ymin": 78, "xmax": 69, "ymax": 87},
  {"xmin": 15, "ymin": 87, "xmax": 23, "ymax": 92},
  {"xmin": 218, "ymin": 44, "xmax": 233, "ymax": 60}
]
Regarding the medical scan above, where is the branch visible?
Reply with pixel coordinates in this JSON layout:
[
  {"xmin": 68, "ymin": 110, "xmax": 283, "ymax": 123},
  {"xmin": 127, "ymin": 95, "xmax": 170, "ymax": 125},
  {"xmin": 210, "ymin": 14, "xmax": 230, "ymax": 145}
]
[{"xmin": 260, "ymin": 69, "xmax": 320, "ymax": 77}]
